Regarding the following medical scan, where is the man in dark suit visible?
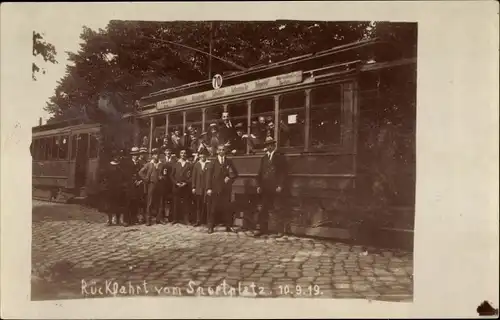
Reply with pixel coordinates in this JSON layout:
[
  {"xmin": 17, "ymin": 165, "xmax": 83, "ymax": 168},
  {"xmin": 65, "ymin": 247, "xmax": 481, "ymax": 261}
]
[
  {"xmin": 170, "ymin": 148, "xmax": 193, "ymax": 224},
  {"xmin": 161, "ymin": 147, "xmax": 176, "ymax": 222},
  {"xmin": 219, "ymin": 112, "xmax": 238, "ymax": 148},
  {"xmin": 126, "ymin": 146, "xmax": 146, "ymax": 226},
  {"xmin": 255, "ymin": 138, "xmax": 287, "ymax": 237},
  {"xmin": 191, "ymin": 148, "xmax": 212, "ymax": 227},
  {"xmin": 206, "ymin": 144, "xmax": 239, "ymax": 234},
  {"xmin": 138, "ymin": 148, "xmax": 165, "ymax": 226}
]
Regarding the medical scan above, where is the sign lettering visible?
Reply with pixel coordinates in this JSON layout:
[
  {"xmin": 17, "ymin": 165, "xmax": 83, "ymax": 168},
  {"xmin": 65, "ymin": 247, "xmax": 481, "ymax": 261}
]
[{"xmin": 156, "ymin": 71, "xmax": 303, "ymax": 109}]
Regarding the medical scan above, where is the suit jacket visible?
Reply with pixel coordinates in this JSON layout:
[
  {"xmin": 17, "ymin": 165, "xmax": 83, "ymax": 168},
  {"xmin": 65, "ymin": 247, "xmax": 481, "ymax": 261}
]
[
  {"xmin": 207, "ymin": 156, "xmax": 238, "ymax": 195},
  {"xmin": 191, "ymin": 160, "xmax": 212, "ymax": 195},
  {"xmin": 170, "ymin": 160, "xmax": 193, "ymax": 187},
  {"xmin": 219, "ymin": 122, "xmax": 238, "ymax": 146},
  {"xmin": 257, "ymin": 152, "xmax": 287, "ymax": 192},
  {"xmin": 139, "ymin": 161, "xmax": 166, "ymax": 184}
]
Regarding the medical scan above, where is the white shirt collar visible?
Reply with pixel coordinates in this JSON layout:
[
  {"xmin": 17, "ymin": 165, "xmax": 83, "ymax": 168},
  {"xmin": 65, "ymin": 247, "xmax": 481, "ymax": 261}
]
[
  {"xmin": 267, "ymin": 150, "xmax": 276, "ymax": 160},
  {"xmin": 218, "ymin": 155, "xmax": 225, "ymax": 163}
]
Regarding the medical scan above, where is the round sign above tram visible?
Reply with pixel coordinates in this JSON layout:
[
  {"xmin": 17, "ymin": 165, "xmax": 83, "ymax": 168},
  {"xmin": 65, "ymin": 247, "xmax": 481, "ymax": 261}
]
[{"xmin": 212, "ymin": 74, "xmax": 223, "ymax": 89}]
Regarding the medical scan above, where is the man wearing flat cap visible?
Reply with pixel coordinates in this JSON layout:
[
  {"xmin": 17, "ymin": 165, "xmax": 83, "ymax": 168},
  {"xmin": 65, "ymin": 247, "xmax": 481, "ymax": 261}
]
[{"xmin": 255, "ymin": 138, "xmax": 287, "ymax": 237}]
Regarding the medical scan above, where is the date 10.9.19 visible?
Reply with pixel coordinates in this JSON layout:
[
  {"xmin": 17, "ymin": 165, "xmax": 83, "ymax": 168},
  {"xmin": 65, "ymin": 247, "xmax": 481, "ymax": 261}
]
[{"xmin": 277, "ymin": 285, "xmax": 322, "ymax": 296}]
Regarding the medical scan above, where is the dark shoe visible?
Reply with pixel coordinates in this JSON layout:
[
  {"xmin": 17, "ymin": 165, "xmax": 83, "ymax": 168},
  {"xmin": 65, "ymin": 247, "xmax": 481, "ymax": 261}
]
[
  {"xmin": 123, "ymin": 222, "xmax": 129, "ymax": 227},
  {"xmin": 106, "ymin": 221, "xmax": 112, "ymax": 226},
  {"xmin": 226, "ymin": 226, "xmax": 234, "ymax": 233},
  {"xmin": 194, "ymin": 222, "xmax": 201, "ymax": 227},
  {"xmin": 208, "ymin": 228, "xmax": 214, "ymax": 234}
]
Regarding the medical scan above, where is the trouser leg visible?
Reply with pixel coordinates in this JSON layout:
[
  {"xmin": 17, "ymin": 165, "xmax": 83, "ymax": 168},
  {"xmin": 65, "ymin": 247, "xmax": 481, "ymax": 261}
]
[
  {"xmin": 146, "ymin": 183, "xmax": 157, "ymax": 224},
  {"xmin": 156, "ymin": 185, "xmax": 165, "ymax": 223},
  {"xmin": 259, "ymin": 192, "xmax": 275, "ymax": 233}
]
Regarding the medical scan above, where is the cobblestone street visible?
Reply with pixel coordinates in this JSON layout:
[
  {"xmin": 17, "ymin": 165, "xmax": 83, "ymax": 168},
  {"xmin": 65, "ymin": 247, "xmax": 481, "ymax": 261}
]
[{"xmin": 31, "ymin": 201, "xmax": 413, "ymax": 301}]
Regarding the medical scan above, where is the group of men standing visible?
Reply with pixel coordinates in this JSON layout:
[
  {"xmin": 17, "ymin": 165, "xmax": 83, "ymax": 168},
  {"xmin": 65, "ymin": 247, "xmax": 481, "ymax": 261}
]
[{"xmin": 102, "ymin": 115, "xmax": 288, "ymax": 237}]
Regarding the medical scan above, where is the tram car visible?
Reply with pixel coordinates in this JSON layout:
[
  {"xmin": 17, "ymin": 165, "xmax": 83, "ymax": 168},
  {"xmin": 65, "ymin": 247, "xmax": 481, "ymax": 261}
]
[
  {"xmin": 134, "ymin": 37, "xmax": 417, "ymax": 243},
  {"xmin": 31, "ymin": 119, "xmax": 103, "ymax": 202}
]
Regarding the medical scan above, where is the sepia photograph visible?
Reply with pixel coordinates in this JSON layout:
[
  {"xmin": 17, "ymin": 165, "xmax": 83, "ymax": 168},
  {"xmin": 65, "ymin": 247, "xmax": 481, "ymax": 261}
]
[
  {"xmin": 30, "ymin": 19, "xmax": 417, "ymax": 302},
  {"xmin": 1, "ymin": 2, "xmax": 498, "ymax": 319}
]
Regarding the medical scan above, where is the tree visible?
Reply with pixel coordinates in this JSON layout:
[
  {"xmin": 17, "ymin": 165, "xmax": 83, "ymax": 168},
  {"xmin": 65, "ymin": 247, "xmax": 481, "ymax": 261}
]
[{"xmin": 32, "ymin": 31, "xmax": 58, "ymax": 81}]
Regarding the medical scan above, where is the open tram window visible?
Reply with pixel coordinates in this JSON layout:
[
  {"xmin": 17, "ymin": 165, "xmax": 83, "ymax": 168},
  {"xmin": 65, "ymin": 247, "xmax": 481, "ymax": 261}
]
[
  {"xmin": 167, "ymin": 112, "xmax": 184, "ymax": 151},
  {"xmin": 205, "ymin": 105, "xmax": 224, "ymax": 156},
  {"xmin": 152, "ymin": 116, "xmax": 167, "ymax": 149},
  {"xmin": 250, "ymin": 97, "xmax": 275, "ymax": 152},
  {"xmin": 227, "ymin": 102, "xmax": 248, "ymax": 155},
  {"xmin": 310, "ymin": 85, "xmax": 342, "ymax": 149},
  {"xmin": 185, "ymin": 109, "xmax": 203, "ymax": 153},
  {"xmin": 58, "ymin": 136, "xmax": 69, "ymax": 160},
  {"xmin": 89, "ymin": 134, "xmax": 98, "ymax": 159},
  {"xmin": 279, "ymin": 91, "xmax": 306, "ymax": 149}
]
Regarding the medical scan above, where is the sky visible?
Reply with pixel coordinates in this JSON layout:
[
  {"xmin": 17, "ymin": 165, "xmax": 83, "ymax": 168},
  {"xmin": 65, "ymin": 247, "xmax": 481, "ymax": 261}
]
[{"xmin": 31, "ymin": 18, "xmax": 110, "ymax": 126}]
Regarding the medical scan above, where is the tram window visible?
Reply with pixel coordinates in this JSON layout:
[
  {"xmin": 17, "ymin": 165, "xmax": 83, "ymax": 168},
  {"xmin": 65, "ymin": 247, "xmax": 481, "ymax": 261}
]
[
  {"xmin": 168, "ymin": 112, "xmax": 184, "ymax": 147},
  {"xmin": 46, "ymin": 136, "xmax": 56, "ymax": 160},
  {"xmin": 205, "ymin": 105, "xmax": 224, "ymax": 126},
  {"xmin": 250, "ymin": 97, "xmax": 275, "ymax": 151},
  {"xmin": 89, "ymin": 134, "xmax": 98, "ymax": 159},
  {"xmin": 71, "ymin": 135, "xmax": 77, "ymax": 160},
  {"xmin": 279, "ymin": 92, "xmax": 306, "ymax": 148},
  {"xmin": 310, "ymin": 85, "xmax": 342, "ymax": 148},
  {"xmin": 59, "ymin": 135, "xmax": 68, "ymax": 159},
  {"xmin": 186, "ymin": 109, "xmax": 202, "ymax": 135}
]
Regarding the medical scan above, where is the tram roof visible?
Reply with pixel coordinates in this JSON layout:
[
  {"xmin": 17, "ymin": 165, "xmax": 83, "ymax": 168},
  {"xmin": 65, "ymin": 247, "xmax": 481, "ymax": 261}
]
[
  {"xmin": 137, "ymin": 37, "xmax": 396, "ymax": 108},
  {"xmin": 32, "ymin": 118, "xmax": 100, "ymax": 135}
]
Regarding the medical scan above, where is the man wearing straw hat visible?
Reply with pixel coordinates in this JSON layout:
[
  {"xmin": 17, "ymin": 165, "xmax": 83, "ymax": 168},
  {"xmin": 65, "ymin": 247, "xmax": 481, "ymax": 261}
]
[{"xmin": 254, "ymin": 138, "xmax": 288, "ymax": 237}]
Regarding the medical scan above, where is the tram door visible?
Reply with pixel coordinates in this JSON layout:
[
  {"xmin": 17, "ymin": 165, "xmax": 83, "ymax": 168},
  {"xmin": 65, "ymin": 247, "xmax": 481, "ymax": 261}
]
[{"xmin": 75, "ymin": 133, "xmax": 89, "ymax": 189}]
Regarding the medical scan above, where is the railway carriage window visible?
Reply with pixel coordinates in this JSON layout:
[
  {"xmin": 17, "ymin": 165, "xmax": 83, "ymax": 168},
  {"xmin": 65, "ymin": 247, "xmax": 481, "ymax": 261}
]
[
  {"xmin": 89, "ymin": 134, "xmax": 98, "ymax": 159},
  {"xmin": 186, "ymin": 109, "xmax": 202, "ymax": 134},
  {"xmin": 205, "ymin": 105, "xmax": 224, "ymax": 127},
  {"xmin": 250, "ymin": 97, "xmax": 275, "ymax": 152},
  {"xmin": 278, "ymin": 91, "xmax": 306, "ymax": 149},
  {"xmin": 38, "ymin": 138, "xmax": 46, "ymax": 160},
  {"xmin": 59, "ymin": 136, "xmax": 68, "ymax": 160},
  {"xmin": 310, "ymin": 85, "xmax": 342, "ymax": 148},
  {"xmin": 48, "ymin": 136, "xmax": 58, "ymax": 160},
  {"xmin": 71, "ymin": 135, "xmax": 77, "ymax": 160},
  {"xmin": 167, "ymin": 112, "xmax": 184, "ymax": 149},
  {"xmin": 227, "ymin": 102, "xmax": 249, "ymax": 155},
  {"xmin": 185, "ymin": 109, "xmax": 203, "ymax": 153}
]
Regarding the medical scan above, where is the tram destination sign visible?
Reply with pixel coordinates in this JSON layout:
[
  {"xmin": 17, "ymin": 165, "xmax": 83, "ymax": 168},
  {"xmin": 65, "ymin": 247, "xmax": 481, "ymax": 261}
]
[{"xmin": 156, "ymin": 71, "xmax": 303, "ymax": 109}]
